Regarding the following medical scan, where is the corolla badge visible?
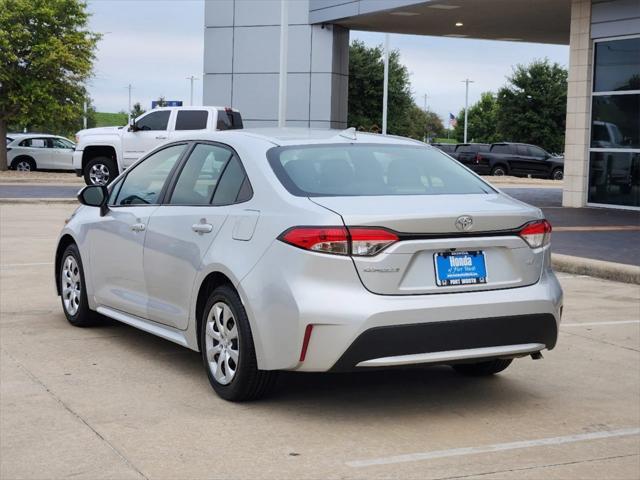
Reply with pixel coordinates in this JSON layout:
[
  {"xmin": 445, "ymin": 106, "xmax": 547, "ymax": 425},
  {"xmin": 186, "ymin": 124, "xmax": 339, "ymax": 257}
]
[{"xmin": 455, "ymin": 215, "xmax": 474, "ymax": 231}]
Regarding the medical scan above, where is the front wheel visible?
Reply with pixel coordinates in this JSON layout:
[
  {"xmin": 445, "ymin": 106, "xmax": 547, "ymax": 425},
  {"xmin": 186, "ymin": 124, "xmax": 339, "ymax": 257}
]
[
  {"xmin": 451, "ymin": 358, "xmax": 512, "ymax": 376},
  {"xmin": 84, "ymin": 157, "xmax": 117, "ymax": 186},
  {"xmin": 200, "ymin": 285, "xmax": 277, "ymax": 401},
  {"xmin": 59, "ymin": 244, "xmax": 100, "ymax": 327},
  {"xmin": 551, "ymin": 168, "xmax": 564, "ymax": 181}
]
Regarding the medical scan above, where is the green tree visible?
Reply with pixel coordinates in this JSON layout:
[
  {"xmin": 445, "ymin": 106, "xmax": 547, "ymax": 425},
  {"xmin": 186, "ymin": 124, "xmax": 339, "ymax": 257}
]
[
  {"xmin": 0, "ymin": 0, "xmax": 100, "ymax": 169},
  {"xmin": 130, "ymin": 102, "xmax": 146, "ymax": 119},
  {"xmin": 155, "ymin": 96, "xmax": 168, "ymax": 108},
  {"xmin": 496, "ymin": 59, "xmax": 568, "ymax": 152},
  {"xmin": 406, "ymin": 106, "xmax": 444, "ymax": 141},
  {"xmin": 348, "ymin": 40, "xmax": 418, "ymax": 138},
  {"xmin": 453, "ymin": 92, "xmax": 500, "ymax": 143}
]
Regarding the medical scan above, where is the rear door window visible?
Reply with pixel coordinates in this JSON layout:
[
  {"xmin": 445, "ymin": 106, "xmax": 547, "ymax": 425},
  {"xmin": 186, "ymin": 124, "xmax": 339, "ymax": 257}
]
[
  {"xmin": 491, "ymin": 144, "xmax": 511, "ymax": 154},
  {"xmin": 169, "ymin": 143, "xmax": 233, "ymax": 205},
  {"xmin": 175, "ymin": 110, "xmax": 209, "ymax": 131}
]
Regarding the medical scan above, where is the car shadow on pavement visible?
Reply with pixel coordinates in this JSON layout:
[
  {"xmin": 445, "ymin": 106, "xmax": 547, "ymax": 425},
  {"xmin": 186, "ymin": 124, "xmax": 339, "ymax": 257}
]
[{"xmin": 94, "ymin": 317, "xmax": 539, "ymax": 417}]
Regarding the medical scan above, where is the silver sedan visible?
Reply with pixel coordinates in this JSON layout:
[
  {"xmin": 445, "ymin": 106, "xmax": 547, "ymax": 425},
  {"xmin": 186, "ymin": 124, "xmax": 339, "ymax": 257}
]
[{"xmin": 55, "ymin": 128, "xmax": 563, "ymax": 401}]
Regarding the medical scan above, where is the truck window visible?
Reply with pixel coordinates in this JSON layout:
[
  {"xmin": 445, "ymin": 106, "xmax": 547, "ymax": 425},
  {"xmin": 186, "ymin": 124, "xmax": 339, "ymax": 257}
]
[
  {"xmin": 217, "ymin": 109, "xmax": 243, "ymax": 130},
  {"xmin": 136, "ymin": 111, "xmax": 171, "ymax": 131},
  {"xmin": 528, "ymin": 145, "xmax": 547, "ymax": 158},
  {"xmin": 516, "ymin": 145, "xmax": 529, "ymax": 156},
  {"xmin": 491, "ymin": 144, "xmax": 511, "ymax": 154},
  {"xmin": 175, "ymin": 110, "xmax": 209, "ymax": 130}
]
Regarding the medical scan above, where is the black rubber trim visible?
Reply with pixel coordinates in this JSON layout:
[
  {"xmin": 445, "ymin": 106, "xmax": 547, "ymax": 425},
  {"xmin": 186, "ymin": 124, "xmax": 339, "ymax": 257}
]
[{"xmin": 330, "ymin": 314, "xmax": 557, "ymax": 371}]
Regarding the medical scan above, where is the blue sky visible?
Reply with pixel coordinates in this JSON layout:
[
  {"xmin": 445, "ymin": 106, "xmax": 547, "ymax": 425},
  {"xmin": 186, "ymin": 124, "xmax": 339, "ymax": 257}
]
[{"xmin": 86, "ymin": 1, "xmax": 569, "ymax": 123}]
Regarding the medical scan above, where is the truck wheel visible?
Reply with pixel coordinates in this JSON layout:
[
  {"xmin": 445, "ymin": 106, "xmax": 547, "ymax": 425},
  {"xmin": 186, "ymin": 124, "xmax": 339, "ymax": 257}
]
[
  {"xmin": 84, "ymin": 157, "xmax": 117, "ymax": 186},
  {"xmin": 551, "ymin": 168, "xmax": 564, "ymax": 181},
  {"xmin": 491, "ymin": 165, "xmax": 507, "ymax": 176}
]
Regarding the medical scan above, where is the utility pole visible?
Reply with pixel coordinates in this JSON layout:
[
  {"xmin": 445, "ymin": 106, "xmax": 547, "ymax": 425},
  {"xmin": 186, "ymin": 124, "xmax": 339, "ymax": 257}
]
[
  {"xmin": 127, "ymin": 84, "xmax": 132, "ymax": 123},
  {"xmin": 186, "ymin": 75, "xmax": 199, "ymax": 106},
  {"xmin": 382, "ymin": 33, "xmax": 390, "ymax": 135},
  {"xmin": 83, "ymin": 100, "xmax": 87, "ymax": 130},
  {"xmin": 423, "ymin": 93, "xmax": 427, "ymax": 112},
  {"xmin": 278, "ymin": 0, "xmax": 289, "ymax": 128},
  {"xmin": 462, "ymin": 78, "xmax": 474, "ymax": 143}
]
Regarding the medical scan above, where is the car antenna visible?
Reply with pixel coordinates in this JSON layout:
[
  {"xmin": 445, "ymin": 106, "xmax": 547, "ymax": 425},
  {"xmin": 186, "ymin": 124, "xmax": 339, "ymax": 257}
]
[{"xmin": 337, "ymin": 127, "xmax": 357, "ymax": 140}]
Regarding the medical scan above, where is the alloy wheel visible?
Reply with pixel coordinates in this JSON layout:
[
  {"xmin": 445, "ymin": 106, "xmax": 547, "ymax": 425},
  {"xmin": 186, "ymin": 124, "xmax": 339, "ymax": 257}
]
[
  {"xmin": 205, "ymin": 302, "xmax": 239, "ymax": 385},
  {"xmin": 61, "ymin": 255, "xmax": 81, "ymax": 316},
  {"xmin": 89, "ymin": 164, "xmax": 110, "ymax": 185},
  {"xmin": 553, "ymin": 169, "xmax": 564, "ymax": 181},
  {"xmin": 16, "ymin": 161, "xmax": 32, "ymax": 171}
]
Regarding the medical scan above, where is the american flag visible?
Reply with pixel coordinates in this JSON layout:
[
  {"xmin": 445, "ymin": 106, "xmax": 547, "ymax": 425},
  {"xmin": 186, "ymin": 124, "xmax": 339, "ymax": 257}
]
[{"xmin": 449, "ymin": 113, "xmax": 457, "ymax": 127}]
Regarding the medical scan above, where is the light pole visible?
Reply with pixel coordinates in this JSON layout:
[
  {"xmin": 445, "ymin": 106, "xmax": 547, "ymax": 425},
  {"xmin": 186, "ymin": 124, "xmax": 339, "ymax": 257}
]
[
  {"xmin": 382, "ymin": 33, "xmax": 390, "ymax": 135},
  {"xmin": 278, "ymin": 0, "xmax": 289, "ymax": 128},
  {"xmin": 127, "ymin": 84, "xmax": 132, "ymax": 123},
  {"xmin": 462, "ymin": 78, "xmax": 474, "ymax": 143},
  {"xmin": 186, "ymin": 75, "xmax": 199, "ymax": 106}
]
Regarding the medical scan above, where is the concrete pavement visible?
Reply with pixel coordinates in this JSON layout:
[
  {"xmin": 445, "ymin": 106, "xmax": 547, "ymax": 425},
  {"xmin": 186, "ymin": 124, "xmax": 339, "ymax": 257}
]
[{"xmin": 1, "ymin": 203, "xmax": 639, "ymax": 479}]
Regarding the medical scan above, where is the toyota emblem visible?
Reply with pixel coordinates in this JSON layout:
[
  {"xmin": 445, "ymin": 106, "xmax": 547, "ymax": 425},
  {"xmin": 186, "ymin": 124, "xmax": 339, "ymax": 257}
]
[{"xmin": 455, "ymin": 215, "xmax": 473, "ymax": 231}]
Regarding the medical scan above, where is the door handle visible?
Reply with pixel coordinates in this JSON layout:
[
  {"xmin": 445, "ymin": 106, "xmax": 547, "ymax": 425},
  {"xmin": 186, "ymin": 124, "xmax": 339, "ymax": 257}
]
[
  {"xmin": 155, "ymin": 135, "xmax": 168, "ymax": 140},
  {"xmin": 192, "ymin": 223, "xmax": 213, "ymax": 234},
  {"xmin": 130, "ymin": 223, "xmax": 146, "ymax": 232}
]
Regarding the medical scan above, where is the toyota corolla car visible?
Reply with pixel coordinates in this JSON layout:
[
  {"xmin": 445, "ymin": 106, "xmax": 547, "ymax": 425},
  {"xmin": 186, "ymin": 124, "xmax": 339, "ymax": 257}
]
[{"xmin": 55, "ymin": 128, "xmax": 563, "ymax": 401}]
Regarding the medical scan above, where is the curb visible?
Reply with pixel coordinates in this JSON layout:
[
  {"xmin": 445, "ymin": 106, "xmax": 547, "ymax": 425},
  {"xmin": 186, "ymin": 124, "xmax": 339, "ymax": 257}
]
[
  {"xmin": 552, "ymin": 253, "xmax": 640, "ymax": 285},
  {"xmin": 0, "ymin": 198, "xmax": 77, "ymax": 205}
]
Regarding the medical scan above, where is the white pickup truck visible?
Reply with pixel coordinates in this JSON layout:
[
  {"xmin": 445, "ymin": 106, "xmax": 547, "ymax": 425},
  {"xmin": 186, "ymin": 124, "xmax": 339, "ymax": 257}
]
[{"xmin": 73, "ymin": 106, "xmax": 243, "ymax": 185}]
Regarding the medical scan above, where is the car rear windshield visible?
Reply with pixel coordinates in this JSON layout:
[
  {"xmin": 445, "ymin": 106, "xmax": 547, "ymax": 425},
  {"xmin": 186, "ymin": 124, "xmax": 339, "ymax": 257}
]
[{"xmin": 267, "ymin": 144, "xmax": 495, "ymax": 197}]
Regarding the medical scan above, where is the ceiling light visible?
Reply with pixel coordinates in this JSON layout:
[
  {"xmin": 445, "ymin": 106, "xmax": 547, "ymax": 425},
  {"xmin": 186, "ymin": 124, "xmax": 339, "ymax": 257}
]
[
  {"xmin": 390, "ymin": 11, "xmax": 420, "ymax": 16},
  {"xmin": 427, "ymin": 4, "xmax": 461, "ymax": 9},
  {"xmin": 455, "ymin": 22, "xmax": 464, "ymax": 27}
]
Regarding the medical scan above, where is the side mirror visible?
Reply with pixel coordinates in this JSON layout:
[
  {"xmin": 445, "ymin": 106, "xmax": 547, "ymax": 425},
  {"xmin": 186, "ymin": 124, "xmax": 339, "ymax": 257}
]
[
  {"xmin": 128, "ymin": 120, "xmax": 139, "ymax": 132},
  {"xmin": 78, "ymin": 185, "xmax": 109, "ymax": 216}
]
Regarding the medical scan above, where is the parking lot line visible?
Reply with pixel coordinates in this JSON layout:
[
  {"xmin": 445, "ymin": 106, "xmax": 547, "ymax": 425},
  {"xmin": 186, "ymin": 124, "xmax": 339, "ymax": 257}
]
[
  {"xmin": 562, "ymin": 320, "xmax": 640, "ymax": 327},
  {"xmin": 0, "ymin": 262, "xmax": 53, "ymax": 268},
  {"xmin": 346, "ymin": 427, "xmax": 640, "ymax": 468}
]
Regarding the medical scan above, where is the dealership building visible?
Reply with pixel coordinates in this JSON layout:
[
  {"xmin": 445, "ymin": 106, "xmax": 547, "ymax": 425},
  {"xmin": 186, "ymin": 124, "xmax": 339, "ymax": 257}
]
[{"xmin": 204, "ymin": 0, "xmax": 639, "ymax": 209}]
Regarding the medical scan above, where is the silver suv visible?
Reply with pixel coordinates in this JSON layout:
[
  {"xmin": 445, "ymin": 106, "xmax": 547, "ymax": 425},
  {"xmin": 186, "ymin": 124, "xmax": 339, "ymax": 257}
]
[{"xmin": 55, "ymin": 129, "xmax": 563, "ymax": 401}]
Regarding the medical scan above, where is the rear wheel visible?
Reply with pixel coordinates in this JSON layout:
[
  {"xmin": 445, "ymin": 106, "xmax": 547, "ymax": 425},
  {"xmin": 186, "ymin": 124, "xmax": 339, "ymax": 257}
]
[
  {"xmin": 451, "ymin": 358, "xmax": 512, "ymax": 376},
  {"xmin": 551, "ymin": 167, "xmax": 564, "ymax": 181},
  {"xmin": 200, "ymin": 285, "xmax": 277, "ymax": 401},
  {"xmin": 59, "ymin": 244, "xmax": 100, "ymax": 327},
  {"xmin": 491, "ymin": 165, "xmax": 507, "ymax": 176},
  {"xmin": 84, "ymin": 157, "xmax": 116, "ymax": 186},
  {"xmin": 12, "ymin": 157, "xmax": 36, "ymax": 171}
]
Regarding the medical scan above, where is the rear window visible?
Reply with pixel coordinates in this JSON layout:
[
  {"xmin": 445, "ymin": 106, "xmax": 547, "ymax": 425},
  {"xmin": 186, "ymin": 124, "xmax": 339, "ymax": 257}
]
[
  {"xmin": 217, "ymin": 109, "xmax": 243, "ymax": 130},
  {"xmin": 175, "ymin": 110, "xmax": 208, "ymax": 130},
  {"xmin": 434, "ymin": 144, "xmax": 455, "ymax": 153},
  {"xmin": 267, "ymin": 144, "xmax": 495, "ymax": 197}
]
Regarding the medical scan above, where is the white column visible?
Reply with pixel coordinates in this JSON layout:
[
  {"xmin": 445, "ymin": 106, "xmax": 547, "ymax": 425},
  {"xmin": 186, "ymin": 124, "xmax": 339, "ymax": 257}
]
[{"xmin": 278, "ymin": 0, "xmax": 289, "ymax": 128}]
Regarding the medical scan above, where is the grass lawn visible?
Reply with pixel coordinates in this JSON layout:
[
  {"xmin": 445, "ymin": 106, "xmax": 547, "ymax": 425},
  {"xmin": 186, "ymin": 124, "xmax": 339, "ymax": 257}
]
[
  {"xmin": 94, "ymin": 112, "xmax": 128, "ymax": 127},
  {"xmin": 432, "ymin": 137, "xmax": 458, "ymax": 144}
]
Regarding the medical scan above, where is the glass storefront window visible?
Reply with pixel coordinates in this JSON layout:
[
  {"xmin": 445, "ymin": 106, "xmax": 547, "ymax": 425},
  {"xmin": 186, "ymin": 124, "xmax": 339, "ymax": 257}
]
[
  {"xmin": 593, "ymin": 38, "xmax": 640, "ymax": 92},
  {"xmin": 588, "ymin": 151, "xmax": 640, "ymax": 207},
  {"xmin": 591, "ymin": 94, "xmax": 640, "ymax": 149}
]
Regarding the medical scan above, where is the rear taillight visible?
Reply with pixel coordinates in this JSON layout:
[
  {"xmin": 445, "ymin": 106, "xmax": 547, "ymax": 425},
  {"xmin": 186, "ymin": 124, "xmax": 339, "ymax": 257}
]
[
  {"xmin": 519, "ymin": 219, "xmax": 552, "ymax": 248},
  {"xmin": 475, "ymin": 153, "xmax": 481, "ymax": 163},
  {"xmin": 279, "ymin": 226, "xmax": 398, "ymax": 256}
]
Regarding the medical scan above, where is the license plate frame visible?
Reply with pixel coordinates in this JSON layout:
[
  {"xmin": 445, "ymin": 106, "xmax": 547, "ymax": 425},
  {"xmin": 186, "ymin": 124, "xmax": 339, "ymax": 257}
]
[{"xmin": 434, "ymin": 250, "xmax": 488, "ymax": 287}]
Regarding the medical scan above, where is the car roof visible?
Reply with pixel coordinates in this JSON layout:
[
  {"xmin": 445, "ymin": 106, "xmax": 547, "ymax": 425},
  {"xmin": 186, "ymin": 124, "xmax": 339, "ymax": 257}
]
[
  {"xmin": 9, "ymin": 133, "xmax": 64, "ymax": 139},
  {"xmin": 151, "ymin": 106, "xmax": 239, "ymax": 112},
  {"xmin": 172, "ymin": 128, "xmax": 428, "ymax": 148}
]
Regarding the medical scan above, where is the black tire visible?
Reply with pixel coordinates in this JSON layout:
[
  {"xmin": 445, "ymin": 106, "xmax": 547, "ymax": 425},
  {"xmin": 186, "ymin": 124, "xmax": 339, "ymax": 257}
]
[
  {"xmin": 11, "ymin": 156, "xmax": 36, "ymax": 171},
  {"xmin": 551, "ymin": 167, "xmax": 564, "ymax": 181},
  {"xmin": 451, "ymin": 358, "xmax": 513, "ymax": 376},
  {"xmin": 84, "ymin": 156, "xmax": 117, "ymax": 186},
  {"xmin": 491, "ymin": 165, "xmax": 507, "ymax": 176},
  {"xmin": 200, "ymin": 285, "xmax": 277, "ymax": 401},
  {"xmin": 59, "ymin": 244, "xmax": 100, "ymax": 327}
]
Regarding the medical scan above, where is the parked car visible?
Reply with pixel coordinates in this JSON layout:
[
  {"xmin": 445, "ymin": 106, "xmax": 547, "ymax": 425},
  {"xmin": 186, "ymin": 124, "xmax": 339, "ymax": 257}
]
[
  {"xmin": 454, "ymin": 143, "xmax": 491, "ymax": 171},
  {"xmin": 476, "ymin": 142, "xmax": 564, "ymax": 180},
  {"xmin": 56, "ymin": 128, "xmax": 563, "ymax": 401},
  {"xmin": 7, "ymin": 134, "xmax": 76, "ymax": 171},
  {"xmin": 431, "ymin": 142, "xmax": 458, "ymax": 158},
  {"xmin": 74, "ymin": 106, "xmax": 243, "ymax": 186}
]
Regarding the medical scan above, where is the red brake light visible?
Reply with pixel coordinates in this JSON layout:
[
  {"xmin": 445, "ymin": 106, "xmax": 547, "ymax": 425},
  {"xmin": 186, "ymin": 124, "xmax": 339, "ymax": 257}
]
[
  {"xmin": 519, "ymin": 219, "xmax": 552, "ymax": 248},
  {"xmin": 279, "ymin": 226, "xmax": 398, "ymax": 256}
]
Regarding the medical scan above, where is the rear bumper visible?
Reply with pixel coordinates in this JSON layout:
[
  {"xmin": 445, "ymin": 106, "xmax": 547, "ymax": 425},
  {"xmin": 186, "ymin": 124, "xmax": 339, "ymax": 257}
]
[
  {"xmin": 239, "ymin": 242, "xmax": 563, "ymax": 372},
  {"xmin": 330, "ymin": 313, "xmax": 556, "ymax": 371}
]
